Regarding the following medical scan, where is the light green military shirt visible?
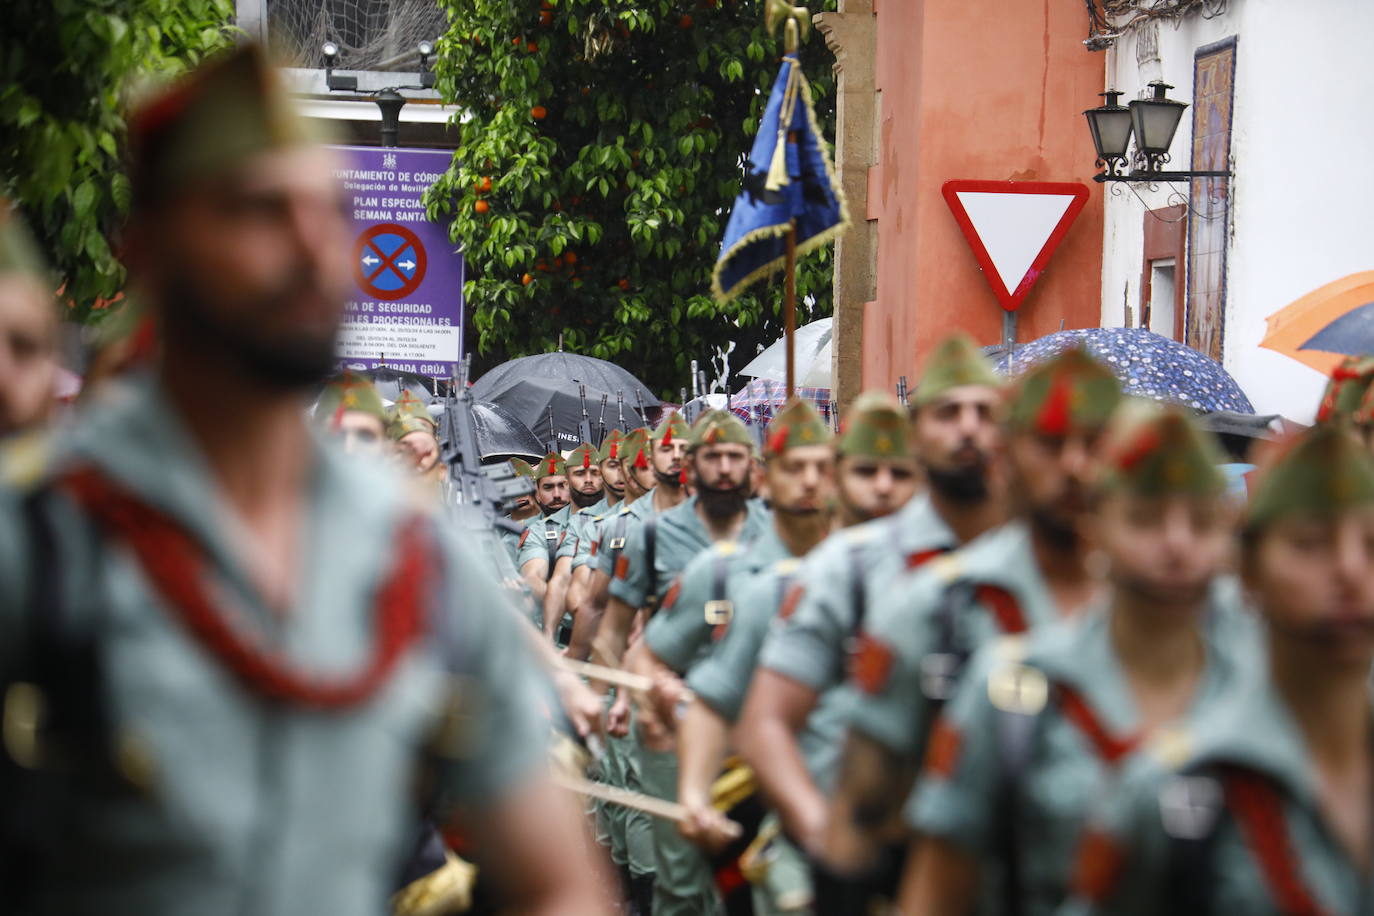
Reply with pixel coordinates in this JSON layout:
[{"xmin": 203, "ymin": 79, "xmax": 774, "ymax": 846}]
[
  {"xmin": 608, "ymin": 495, "xmax": 772, "ymax": 610},
  {"xmin": 909, "ymin": 589, "xmax": 1259, "ymax": 916},
  {"xmin": 0, "ymin": 378, "xmax": 549, "ymax": 916},
  {"xmin": 643, "ymin": 524, "xmax": 789, "ymax": 675},
  {"xmin": 594, "ymin": 491, "xmax": 656, "ymax": 580},
  {"xmin": 847, "ymin": 521, "xmax": 1060, "ymax": 766},
  {"xmin": 1058, "ymin": 661, "xmax": 1374, "ymax": 916},
  {"xmin": 499, "ymin": 513, "xmax": 530, "ymax": 563},
  {"xmin": 514, "ymin": 511, "xmax": 565, "ymax": 574}
]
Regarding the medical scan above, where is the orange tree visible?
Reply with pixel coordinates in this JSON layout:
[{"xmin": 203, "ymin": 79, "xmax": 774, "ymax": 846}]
[
  {"xmin": 0, "ymin": 0, "xmax": 235, "ymax": 322},
  {"xmin": 427, "ymin": 0, "xmax": 838, "ymax": 395}
]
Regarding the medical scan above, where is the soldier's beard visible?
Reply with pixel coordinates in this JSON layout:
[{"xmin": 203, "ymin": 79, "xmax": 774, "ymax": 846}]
[
  {"xmin": 1028, "ymin": 506, "xmax": 1080, "ymax": 551},
  {"xmin": 655, "ymin": 467, "xmax": 683, "ymax": 490},
  {"xmin": 697, "ymin": 478, "xmax": 749, "ymax": 519},
  {"xmin": 162, "ymin": 270, "xmax": 339, "ymax": 391},
  {"xmin": 571, "ymin": 487, "xmax": 603, "ymax": 508},
  {"xmin": 925, "ymin": 463, "xmax": 989, "ymax": 504}
]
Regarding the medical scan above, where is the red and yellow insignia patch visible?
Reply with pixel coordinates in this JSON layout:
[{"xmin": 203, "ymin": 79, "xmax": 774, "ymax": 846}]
[
  {"xmin": 614, "ymin": 554, "xmax": 631, "ymax": 581},
  {"xmin": 1069, "ymin": 830, "xmax": 1125, "ymax": 902},
  {"xmin": 518, "ymin": 528, "xmax": 531, "ymax": 549},
  {"xmin": 849, "ymin": 632, "xmax": 894, "ymax": 695}
]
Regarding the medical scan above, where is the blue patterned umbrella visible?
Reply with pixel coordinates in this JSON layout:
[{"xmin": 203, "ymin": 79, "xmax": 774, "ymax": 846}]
[{"xmin": 1001, "ymin": 328, "xmax": 1253, "ymax": 413}]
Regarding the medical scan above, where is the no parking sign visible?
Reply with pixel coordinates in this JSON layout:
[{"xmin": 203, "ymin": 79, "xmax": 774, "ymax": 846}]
[{"xmin": 329, "ymin": 145, "xmax": 464, "ymax": 378}]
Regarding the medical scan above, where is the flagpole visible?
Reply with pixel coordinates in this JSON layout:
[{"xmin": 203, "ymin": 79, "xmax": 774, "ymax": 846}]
[{"xmin": 785, "ymin": 219, "xmax": 797, "ymax": 397}]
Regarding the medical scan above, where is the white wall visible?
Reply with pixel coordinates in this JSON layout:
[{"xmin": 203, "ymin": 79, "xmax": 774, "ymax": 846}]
[{"xmin": 1098, "ymin": 0, "xmax": 1374, "ymax": 422}]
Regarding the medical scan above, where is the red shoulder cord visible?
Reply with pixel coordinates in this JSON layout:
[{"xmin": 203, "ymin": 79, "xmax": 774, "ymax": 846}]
[
  {"xmin": 975, "ymin": 583, "xmax": 1029, "ymax": 634},
  {"xmin": 1055, "ymin": 684, "xmax": 1142, "ymax": 766},
  {"xmin": 1224, "ymin": 767, "xmax": 1333, "ymax": 916},
  {"xmin": 60, "ymin": 465, "xmax": 430, "ymax": 710}
]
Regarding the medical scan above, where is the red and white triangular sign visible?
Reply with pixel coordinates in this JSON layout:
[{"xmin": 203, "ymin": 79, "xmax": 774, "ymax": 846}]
[{"xmin": 942, "ymin": 180, "xmax": 1090, "ymax": 312}]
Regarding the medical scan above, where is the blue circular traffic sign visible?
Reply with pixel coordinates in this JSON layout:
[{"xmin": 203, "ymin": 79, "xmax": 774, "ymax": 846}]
[{"xmin": 354, "ymin": 223, "xmax": 428, "ymax": 300}]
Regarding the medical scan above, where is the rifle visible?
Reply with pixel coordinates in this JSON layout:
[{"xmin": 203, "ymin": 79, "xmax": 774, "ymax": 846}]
[
  {"xmin": 578, "ymin": 384, "xmax": 594, "ymax": 446},
  {"xmin": 616, "ymin": 390, "xmax": 626, "ymax": 434},
  {"xmin": 635, "ymin": 390, "xmax": 648, "ymax": 430},
  {"xmin": 595, "ymin": 394, "xmax": 609, "ymax": 446},
  {"xmin": 546, "ymin": 404, "xmax": 558, "ymax": 455},
  {"xmin": 680, "ymin": 388, "xmax": 690, "ymax": 423},
  {"xmin": 897, "ymin": 375, "xmax": 909, "ymax": 409},
  {"xmin": 437, "ymin": 355, "xmax": 532, "ymax": 535}
]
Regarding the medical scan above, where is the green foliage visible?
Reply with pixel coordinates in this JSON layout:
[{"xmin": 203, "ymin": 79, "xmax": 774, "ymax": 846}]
[
  {"xmin": 428, "ymin": 0, "xmax": 838, "ymax": 396},
  {"xmin": 0, "ymin": 0, "xmax": 235, "ymax": 323}
]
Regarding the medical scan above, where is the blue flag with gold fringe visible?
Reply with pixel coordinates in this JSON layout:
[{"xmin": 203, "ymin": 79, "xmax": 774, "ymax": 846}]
[{"xmin": 711, "ymin": 52, "xmax": 849, "ymax": 303}]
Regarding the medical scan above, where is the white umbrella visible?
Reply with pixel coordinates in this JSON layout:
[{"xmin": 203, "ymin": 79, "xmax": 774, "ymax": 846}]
[{"xmin": 738, "ymin": 317, "xmax": 833, "ymax": 388}]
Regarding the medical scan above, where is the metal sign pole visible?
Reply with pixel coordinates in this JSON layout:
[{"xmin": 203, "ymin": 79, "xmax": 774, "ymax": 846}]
[{"xmin": 1002, "ymin": 310, "xmax": 1017, "ymax": 373}]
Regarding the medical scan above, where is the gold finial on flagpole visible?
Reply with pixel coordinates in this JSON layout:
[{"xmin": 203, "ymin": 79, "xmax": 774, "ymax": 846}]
[{"xmin": 765, "ymin": 0, "xmax": 810, "ymax": 53}]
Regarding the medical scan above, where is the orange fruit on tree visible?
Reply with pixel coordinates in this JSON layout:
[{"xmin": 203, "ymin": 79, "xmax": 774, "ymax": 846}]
[
  {"xmin": 540, "ymin": 9, "xmax": 552, "ymax": 25},
  {"xmin": 679, "ymin": 14, "xmax": 693, "ymax": 28},
  {"xmin": 527, "ymin": 41, "xmax": 538, "ymax": 52},
  {"xmin": 564, "ymin": 251, "xmax": 577, "ymax": 264},
  {"xmin": 531, "ymin": 105, "xmax": 548, "ymax": 120},
  {"xmin": 474, "ymin": 199, "xmax": 490, "ymax": 214},
  {"xmin": 522, "ymin": 273, "xmax": 533, "ymax": 286},
  {"xmin": 618, "ymin": 278, "xmax": 630, "ymax": 291},
  {"xmin": 480, "ymin": 176, "xmax": 492, "ymax": 192}
]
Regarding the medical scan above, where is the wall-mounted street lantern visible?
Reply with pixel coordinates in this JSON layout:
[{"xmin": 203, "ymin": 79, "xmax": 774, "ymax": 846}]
[
  {"xmin": 321, "ymin": 40, "xmax": 438, "ymax": 148},
  {"xmin": 1084, "ymin": 81, "xmax": 1232, "ymax": 183}
]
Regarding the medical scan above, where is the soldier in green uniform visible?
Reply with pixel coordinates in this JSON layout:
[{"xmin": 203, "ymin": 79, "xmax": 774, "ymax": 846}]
[
  {"xmin": 0, "ymin": 202, "xmax": 59, "ymax": 440},
  {"xmin": 899, "ymin": 404, "xmax": 1258, "ymax": 916},
  {"xmin": 824, "ymin": 347, "xmax": 1122, "ymax": 895},
  {"xmin": 313, "ymin": 371, "xmax": 390, "ymax": 458},
  {"xmin": 591, "ymin": 410, "xmax": 768, "ymax": 915},
  {"xmin": 387, "ymin": 389, "xmax": 442, "ymax": 479},
  {"xmin": 499, "ymin": 457, "xmax": 540, "ymax": 562},
  {"xmin": 731, "ymin": 336, "xmax": 1003, "ymax": 880},
  {"xmin": 0, "ymin": 44, "xmax": 608, "ymax": 916},
  {"xmin": 675, "ymin": 392, "xmax": 936, "ymax": 914},
  {"xmin": 543, "ymin": 441, "xmax": 601, "ymax": 641},
  {"xmin": 559, "ymin": 430, "xmax": 629, "ymax": 647},
  {"xmin": 515, "ymin": 450, "xmax": 569, "ymax": 605},
  {"xmin": 1059, "ymin": 422, "xmax": 1374, "ymax": 916}
]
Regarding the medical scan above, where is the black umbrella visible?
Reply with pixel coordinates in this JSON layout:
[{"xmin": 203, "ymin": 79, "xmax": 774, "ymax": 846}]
[
  {"xmin": 471, "ymin": 352, "xmax": 660, "ymax": 409},
  {"xmin": 479, "ymin": 377, "xmax": 652, "ymax": 452},
  {"xmin": 459, "ymin": 401, "xmax": 545, "ymax": 463}
]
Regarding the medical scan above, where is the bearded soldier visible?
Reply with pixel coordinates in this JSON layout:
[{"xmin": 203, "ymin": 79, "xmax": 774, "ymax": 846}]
[{"xmin": 0, "ymin": 45, "xmax": 607, "ymax": 915}]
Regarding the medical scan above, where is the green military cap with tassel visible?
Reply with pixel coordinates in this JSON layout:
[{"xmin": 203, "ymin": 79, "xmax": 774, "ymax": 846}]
[
  {"xmin": 315, "ymin": 372, "xmax": 387, "ymax": 427},
  {"xmin": 763, "ymin": 397, "xmax": 833, "ymax": 457},
  {"xmin": 510, "ymin": 457, "xmax": 535, "ymax": 479},
  {"xmin": 652, "ymin": 411, "xmax": 691, "ymax": 445},
  {"xmin": 622, "ymin": 428, "xmax": 652, "ymax": 470},
  {"xmin": 1318, "ymin": 356, "xmax": 1374, "ymax": 426},
  {"xmin": 1098, "ymin": 401, "xmax": 1226, "ymax": 498},
  {"xmin": 129, "ymin": 43, "xmax": 330, "ymax": 210},
  {"xmin": 533, "ymin": 451, "xmax": 568, "ymax": 480},
  {"xmin": 566, "ymin": 442, "xmax": 598, "ymax": 472},
  {"xmin": 387, "ymin": 389, "xmax": 437, "ymax": 440},
  {"xmin": 912, "ymin": 331, "xmax": 1001, "ymax": 409},
  {"xmin": 688, "ymin": 409, "xmax": 755, "ymax": 452},
  {"xmin": 1247, "ymin": 423, "xmax": 1374, "ymax": 529},
  {"xmin": 598, "ymin": 428, "xmax": 627, "ymax": 464},
  {"xmin": 837, "ymin": 392, "xmax": 912, "ymax": 460},
  {"xmin": 1006, "ymin": 347, "xmax": 1122, "ymax": 435},
  {"xmin": 0, "ymin": 200, "xmax": 49, "ymax": 281}
]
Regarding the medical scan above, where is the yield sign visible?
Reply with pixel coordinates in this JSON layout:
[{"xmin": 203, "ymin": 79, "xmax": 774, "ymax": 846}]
[{"xmin": 942, "ymin": 180, "xmax": 1090, "ymax": 312}]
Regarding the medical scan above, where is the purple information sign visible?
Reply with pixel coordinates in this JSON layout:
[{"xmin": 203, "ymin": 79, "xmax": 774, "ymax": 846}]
[{"xmin": 329, "ymin": 145, "xmax": 464, "ymax": 377}]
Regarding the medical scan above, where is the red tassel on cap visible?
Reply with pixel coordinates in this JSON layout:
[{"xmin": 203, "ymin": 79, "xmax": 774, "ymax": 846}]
[
  {"xmin": 679, "ymin": 467, "xmax": 688, "ymax": 486},
  {"xmin": 582, "ymin": 450, "xmax": 591, "ymax": 469},
  {"xmin": 768, "ymin": 425, "xmax": 789, "ymax": 455},
  {"xmin": 634, "ymin": 447, "xmax": 649, "ymax": 470},
  {"xmin": 1036, "ymin": 372, "xmax": 1073, "ymax": 436},
  {"xmin": 663, "ymin": 426, "xmax": 674, "ymax": 446}
]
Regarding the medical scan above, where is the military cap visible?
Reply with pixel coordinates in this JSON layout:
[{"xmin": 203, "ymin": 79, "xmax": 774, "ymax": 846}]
[
  {"xmin": 510, "ymin": 457, "xmax": 535, "ymax": 479},
  {"xmin": 314, "ymin": 372, "xmax": 387, "ymax": 426},
  {"xmin": 912, "ymin": 332, "xmax": 1000, "ymax": 408},
  {"xmin": 1006, "ymin": 347, "xmax": 1122, "ymax": 435},
  {"xmin": 129, "ymin": 43, "xmax": 327, "ymax": 209},
  {"xmin": 1098, "ymin": 401, "xmax": 1226, "ymax": 498},
  {"xmin": 566, "ymin": 442, "xmax": 598, "ymax": 471},
  {"xmin": 837, "ymin": 392, "xmax": 912, "ymax": 460},
  {"xmin": 763, "ymin": 397, "xmax": 833, "ymax": 457},
  {"xmin": 1319, "ymin": 357, "xmax": 1374, "ymax": 426},
  {"xmin": 533, "ymin": 451, "xmax": 568, "ymax": 480},
  {"xmin": 386, "ymin": 389, "xmax": 437, "ymax": 440},
  {"xmin": 597, "ymin": 429, "xmax": 627, "ymax": 464},
  {"xmin": 1247, "ymin": 423, "xmax": 1374, "ymax": 529},
  {"xmin": 622, "ymin": 427, "xmax": 652, "ymax": 469},
  {"xmin": 652, "ymin": 411, "xmax": 691, "ymax": 445},
  {"xmin": 0, "ymin": 200, "xmax": 48, "ymax": 281},
  {"xmin": 688, "ymin": 409, "xmax": 755, "ymax": 452}
]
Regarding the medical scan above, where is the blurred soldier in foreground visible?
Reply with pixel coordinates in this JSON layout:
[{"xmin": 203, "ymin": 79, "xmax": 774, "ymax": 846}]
[
  {"xmin": 1062, "ymin": 423, "xmax": 1374, "ymax": 915},
  {"xmin": 0, "ymin": 45, "xmax": 607, "ymax": 916},
  {"xmin": 0, "ymin": 203, "xmax": 59, "ymax": 440}
]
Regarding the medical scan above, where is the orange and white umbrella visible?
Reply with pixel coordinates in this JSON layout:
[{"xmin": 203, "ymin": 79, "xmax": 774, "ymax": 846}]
[{"xmin": 1260, "ymin": 272, "xmax": 1374, "ymax": 375}]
